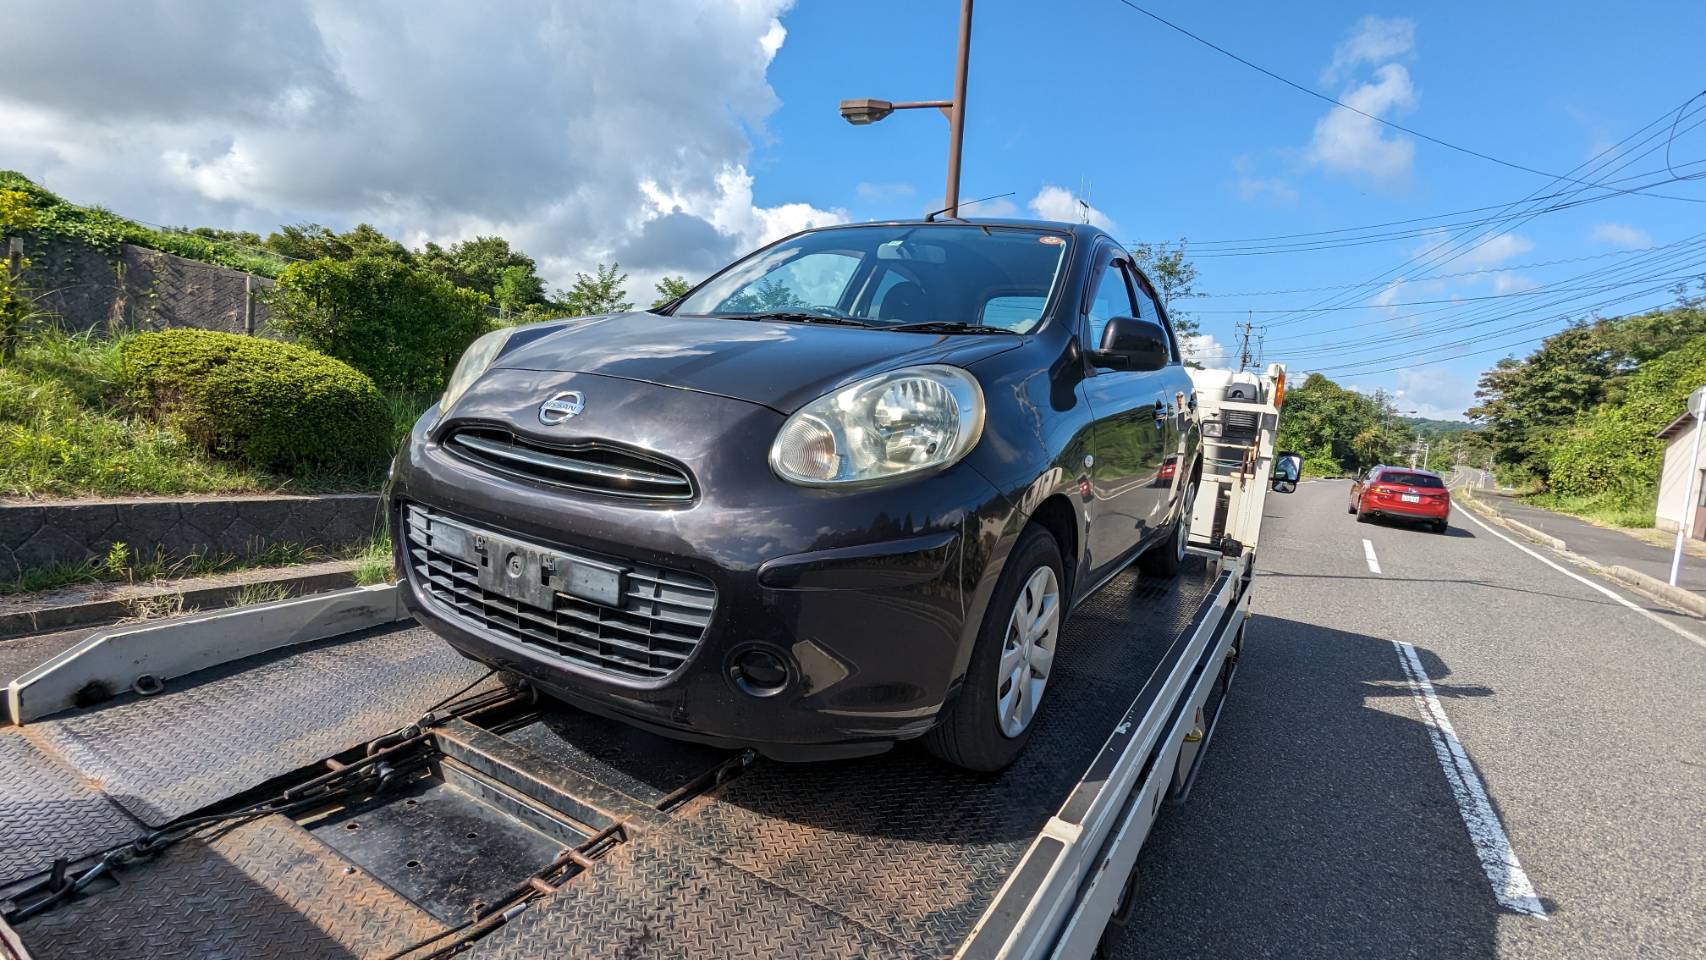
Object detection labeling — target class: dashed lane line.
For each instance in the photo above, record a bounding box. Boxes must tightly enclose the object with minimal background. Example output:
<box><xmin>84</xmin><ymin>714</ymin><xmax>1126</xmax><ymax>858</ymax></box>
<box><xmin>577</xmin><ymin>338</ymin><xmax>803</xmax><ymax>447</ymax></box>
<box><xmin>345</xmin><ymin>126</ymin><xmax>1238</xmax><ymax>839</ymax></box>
<box><xmin>1362</xmin><ymin>538</ymin><xmax>1382</xmax><ymax>575</ymax></box>
<box><xmin>1392</xmin><ymin>640</ymin><xmax>1547</xmax><ymax>917</ymax></box>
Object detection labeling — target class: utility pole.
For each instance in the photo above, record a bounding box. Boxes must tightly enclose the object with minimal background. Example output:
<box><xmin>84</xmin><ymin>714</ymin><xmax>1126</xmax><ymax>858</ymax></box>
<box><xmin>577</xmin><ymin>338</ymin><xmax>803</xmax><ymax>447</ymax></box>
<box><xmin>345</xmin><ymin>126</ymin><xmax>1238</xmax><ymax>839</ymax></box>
<box><xmin>1670</xmin><ymin>386</ymin><xmax>1705</xmax><ymax>586</ymax></box>
<box><xmin>942</xmin><ymin>0</ymin><xmax>973</xmax><ymax>218</ymax></box>
<box><xmin>1236</xmin><ymin>313</ymin><xmax>1253</xmax><ymax>370</ymax></box>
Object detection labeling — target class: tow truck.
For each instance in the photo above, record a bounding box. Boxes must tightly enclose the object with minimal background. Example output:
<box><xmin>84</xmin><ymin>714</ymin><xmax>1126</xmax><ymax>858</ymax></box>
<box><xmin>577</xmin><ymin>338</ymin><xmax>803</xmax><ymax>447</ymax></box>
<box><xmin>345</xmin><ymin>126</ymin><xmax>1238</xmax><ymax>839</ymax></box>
<box><xmin>0</xmin><ymin>364</ymin><xmax>1292</xmax><ymax>960</ymax></box>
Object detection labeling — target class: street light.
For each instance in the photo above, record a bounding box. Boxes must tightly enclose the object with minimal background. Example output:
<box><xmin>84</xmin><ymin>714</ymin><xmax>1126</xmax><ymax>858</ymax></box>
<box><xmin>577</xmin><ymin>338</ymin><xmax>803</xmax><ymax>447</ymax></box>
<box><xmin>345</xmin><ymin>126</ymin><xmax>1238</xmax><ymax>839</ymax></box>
<box><xmin>838</xmin><ymin>0</ymin><xmax>974</xmax><ymax>217</ymax></box>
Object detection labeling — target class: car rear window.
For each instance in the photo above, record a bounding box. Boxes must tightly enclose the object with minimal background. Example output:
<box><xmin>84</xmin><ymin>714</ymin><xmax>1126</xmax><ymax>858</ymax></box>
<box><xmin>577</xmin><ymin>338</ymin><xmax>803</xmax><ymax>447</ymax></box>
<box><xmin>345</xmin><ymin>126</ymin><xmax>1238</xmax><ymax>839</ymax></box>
<box><xmin>1378</xmin><ymin>471</ymin><xmax>1444</xmax><ymax>488</ymax></box>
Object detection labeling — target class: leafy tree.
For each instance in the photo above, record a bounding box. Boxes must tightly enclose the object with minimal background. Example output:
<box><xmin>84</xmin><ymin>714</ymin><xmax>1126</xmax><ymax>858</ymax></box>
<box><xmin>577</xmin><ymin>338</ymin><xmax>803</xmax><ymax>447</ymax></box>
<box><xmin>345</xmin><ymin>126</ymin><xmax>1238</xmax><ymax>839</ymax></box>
<box><xmin>652</xmin><ymin>276</ymin><xmax>692</xmax><ymax>309</ymax></box>
<box><xmin>264</xmin><ymin>222</ymin><xmax>411</xmax><ymax>264</ymax></box>
<box><xmin>1275</xmin><ymin>373</ymin><xmax>1407</xmax><ymax>475</ymax></box>
<box><xmin>1130</xmin><ymin>239</ymin><xmax>1200</xmax><ymax>341</ymax></box>
<box><xmin>559</xmin><ymin>263</ymin><xmax>632</xmax><ymax>316</ymax></box>
<box><xmin>419</xmin><ymin>236</ymin><xmax>544</xmax><ymax>304</ymax></box>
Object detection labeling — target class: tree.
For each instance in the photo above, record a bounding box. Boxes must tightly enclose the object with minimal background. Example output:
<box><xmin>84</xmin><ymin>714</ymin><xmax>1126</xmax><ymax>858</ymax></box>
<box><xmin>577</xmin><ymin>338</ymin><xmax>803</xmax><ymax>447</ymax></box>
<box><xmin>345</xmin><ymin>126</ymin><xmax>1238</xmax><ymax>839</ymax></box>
<box><xmin>1275</xmin><ymin>373</ymin><xmax>1407</xmax><ymax>476</ymax></box>
<box><xmin>1130</xmin><ymin>239</ymin><xmax>1200</xmax><ymax>341</ymax></box>
<box><xmin>652</xmin><ymin>276</ymin><xmax>692</xmax><ymax>309</ymax></box>
<box><xmin>419</xmin><ymin>236</ymin><xmax>545</xmax><ymax>305</ymax></box>
<box><xmin>1467</xmin><ymin>322</ymin><xmax>1614</xmax><ymax>480</ymax></box>
<box><xmin>264</xmin><ymin>222</ymin><xmax>410</xmax><ymax>264</ymax></box>
<box><xmin>559</xmin><ymin>263</ymin><xmax>632</xmax><ymax>316</ymax></box>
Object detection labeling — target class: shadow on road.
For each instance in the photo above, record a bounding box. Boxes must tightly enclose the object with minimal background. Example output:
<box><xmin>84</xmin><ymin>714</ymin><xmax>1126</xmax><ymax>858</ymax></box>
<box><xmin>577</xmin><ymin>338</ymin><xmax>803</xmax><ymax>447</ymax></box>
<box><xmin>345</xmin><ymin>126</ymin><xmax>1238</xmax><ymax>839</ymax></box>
<box><xmin>1112</xmin><ymin>614</ymin><xmax>1526</xmax><ymax>960</ymax></box>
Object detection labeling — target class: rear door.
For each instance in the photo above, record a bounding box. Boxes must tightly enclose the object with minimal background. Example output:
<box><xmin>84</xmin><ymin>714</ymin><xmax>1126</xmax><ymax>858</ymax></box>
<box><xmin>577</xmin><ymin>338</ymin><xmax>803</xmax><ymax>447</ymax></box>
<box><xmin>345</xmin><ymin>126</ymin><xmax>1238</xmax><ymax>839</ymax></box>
<box><xmin>1081</xmin><ymin>250</ymin><xmax>1169</xmax><ymax>585</ymax></box>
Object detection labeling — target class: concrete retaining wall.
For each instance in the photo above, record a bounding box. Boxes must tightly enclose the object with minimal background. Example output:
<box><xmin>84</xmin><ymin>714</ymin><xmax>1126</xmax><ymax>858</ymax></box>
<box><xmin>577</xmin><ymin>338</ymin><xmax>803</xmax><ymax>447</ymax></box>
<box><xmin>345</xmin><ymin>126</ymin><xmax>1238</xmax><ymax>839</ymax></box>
<box><xmin>9</xmin><ymin>232</ymin><xmax>274</xmax><ymax>337</ymax></box>
<box><xmin>0</xmin><ymin>494</ymin><xmax>381</xmax><ymax>581</ymax></box>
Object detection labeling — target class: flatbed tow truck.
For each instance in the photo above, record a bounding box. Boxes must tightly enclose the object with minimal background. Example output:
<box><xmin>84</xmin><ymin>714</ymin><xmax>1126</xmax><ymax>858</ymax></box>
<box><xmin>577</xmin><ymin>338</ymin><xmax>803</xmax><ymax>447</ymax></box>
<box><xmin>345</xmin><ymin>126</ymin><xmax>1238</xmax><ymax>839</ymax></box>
<box><xmin>0</xmin><ymin>365</ymin><xmax>1290</xmax><ymax>960</ymax></box>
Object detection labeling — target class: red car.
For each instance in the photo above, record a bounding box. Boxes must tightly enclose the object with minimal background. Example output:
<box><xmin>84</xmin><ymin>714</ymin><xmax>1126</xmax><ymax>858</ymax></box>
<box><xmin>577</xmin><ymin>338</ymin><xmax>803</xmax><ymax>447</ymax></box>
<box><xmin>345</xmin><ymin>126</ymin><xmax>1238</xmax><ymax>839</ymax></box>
<box><xmin>1349</xmin><ymin>465</ymin><xmax>1451</xmax><ymax>533</ymax></box>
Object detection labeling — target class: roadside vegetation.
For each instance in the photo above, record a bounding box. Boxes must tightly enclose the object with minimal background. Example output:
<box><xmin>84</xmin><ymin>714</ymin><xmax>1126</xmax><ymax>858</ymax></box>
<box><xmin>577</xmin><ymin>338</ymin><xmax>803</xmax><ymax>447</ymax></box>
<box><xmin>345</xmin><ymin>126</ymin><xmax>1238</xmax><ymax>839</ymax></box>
<box><xmin>1470</xmin><ymin>293</ymin><xmax>1706</xmax><ymax>528</ymax></box>
<box><xmin>0</xmin><ymin>538</ymin><xmax>325</xmax><ymax>597</ymax></box>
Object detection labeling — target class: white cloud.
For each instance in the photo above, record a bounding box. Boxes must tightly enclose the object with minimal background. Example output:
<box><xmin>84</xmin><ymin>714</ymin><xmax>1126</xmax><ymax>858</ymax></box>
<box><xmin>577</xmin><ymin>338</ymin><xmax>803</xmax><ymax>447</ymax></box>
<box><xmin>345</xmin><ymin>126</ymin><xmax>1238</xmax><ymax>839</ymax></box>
<box><xmin>1455</xmin><ymin>232</ymin><xmax>1534</xmax><ymax>269</ymax></box>
<box><xmin>1181</xmin><ymin>333</ymin><xmax>1231</xmax><ymax>369</ymax></box>
<box><xmin>1028</xmin><ymin>185</ymin><xmax>1116</xmax><ymax>231</ymax></box>
<box><xmin>1307</xmin><ymin>63</ymin><xmax>1417</xmax><ymax>182</ymax></box>
<box><xmin>963</xmin><ymin>196</ymin><xmax>1018</xmax><ymax>217</ymax></box>
<box><xmin>0</xmin><ymin>0</ymin><xmax>835</xmax><ymax>288</ymax></box>
<box><xmin>1391</xmin><ymin>368</ymin><xmax>1474</xmax><ymax>422</ymax></box>
<box><xmin>1592</xmin><ymin>222</ymin><xmax>1653</xmax><ymax>248</ymax></box>
<box><xmin>1322</xmin><ymin>16</ymin><xmax>1415</xmax><ymax>84</ymax></box>
<box><xmin>1231</xmin><ymin>156</ymin><xmax>1298</xmax><ymax>204</ymax></box>
<box><xmin>1371</xmin><ymin>279</ymin><xmax>1407</xmax><ymax>316</ymax></box>
<box><xmin>1492</xmin><ymin>273</ymin><xmax>1538</xmax><ymax>294</ymax></box>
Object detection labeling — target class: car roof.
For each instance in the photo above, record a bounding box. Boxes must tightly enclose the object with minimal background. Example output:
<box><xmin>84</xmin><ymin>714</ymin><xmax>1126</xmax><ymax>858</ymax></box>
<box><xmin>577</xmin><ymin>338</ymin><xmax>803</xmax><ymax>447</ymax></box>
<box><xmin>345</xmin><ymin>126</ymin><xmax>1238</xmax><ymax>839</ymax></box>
<box><xmin>799</xmin><ymin>217</ymin><xmax>1103</xmax><ymax>241</ymax></box>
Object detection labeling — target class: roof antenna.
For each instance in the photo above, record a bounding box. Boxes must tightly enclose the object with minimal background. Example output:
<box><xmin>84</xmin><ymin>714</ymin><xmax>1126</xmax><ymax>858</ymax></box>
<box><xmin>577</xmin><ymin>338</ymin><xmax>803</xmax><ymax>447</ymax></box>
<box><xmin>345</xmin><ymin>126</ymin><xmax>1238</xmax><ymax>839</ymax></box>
<box><xmin>925</xmin><ymin>191</ymin><xmax>1015</xmax><ymax>222</ymax></box>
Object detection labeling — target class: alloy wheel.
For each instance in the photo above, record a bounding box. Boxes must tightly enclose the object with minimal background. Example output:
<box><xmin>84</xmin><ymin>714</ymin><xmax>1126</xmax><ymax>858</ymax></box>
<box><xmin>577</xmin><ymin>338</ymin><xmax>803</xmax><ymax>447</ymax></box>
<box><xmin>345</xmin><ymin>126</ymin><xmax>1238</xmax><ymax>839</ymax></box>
<box><xmin>996</xmin><ymin>565</ymin><xmax>1061</xmax><ymax>738</ymax></box>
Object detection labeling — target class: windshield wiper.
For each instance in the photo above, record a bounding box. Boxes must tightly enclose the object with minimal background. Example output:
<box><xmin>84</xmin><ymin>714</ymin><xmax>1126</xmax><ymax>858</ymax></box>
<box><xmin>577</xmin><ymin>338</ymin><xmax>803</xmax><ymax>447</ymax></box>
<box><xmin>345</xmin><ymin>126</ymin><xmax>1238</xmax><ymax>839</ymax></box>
<box><xmin>883</xmin><ymin>321</ymin><xmax>1018</xmax><ymax>335</ymax></box>
<box><xmin>736</xmin><ymin>311</ymin><xmax>873</xmax><ymax>328</ymax></box>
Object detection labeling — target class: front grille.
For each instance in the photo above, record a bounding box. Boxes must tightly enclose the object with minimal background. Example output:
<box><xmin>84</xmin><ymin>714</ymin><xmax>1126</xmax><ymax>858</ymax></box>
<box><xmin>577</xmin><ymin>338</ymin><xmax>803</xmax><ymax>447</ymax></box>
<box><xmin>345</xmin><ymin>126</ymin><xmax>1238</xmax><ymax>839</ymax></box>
<box><xmin>445</xmin><ymin>427</ymin><xmax>694</xmax><ymax>501</ymax></box>
<box><xmin>403</xmin><ymin>505</ymin><xmax>716</xmax><ymax>681</ymax></box>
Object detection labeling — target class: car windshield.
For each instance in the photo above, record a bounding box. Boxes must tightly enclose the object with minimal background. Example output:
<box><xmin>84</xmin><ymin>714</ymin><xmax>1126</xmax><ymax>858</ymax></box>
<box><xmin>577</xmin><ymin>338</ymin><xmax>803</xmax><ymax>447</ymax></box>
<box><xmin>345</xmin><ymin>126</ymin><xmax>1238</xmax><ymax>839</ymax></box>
<box><xmin>669</xmin><ymin>224</ymin><xmax>1069</xmax><ymax>333</ymax></box>
<box><xmin>1379</xmin><ymin>471</ymin><xmax>1445</xmax><ymax>488</ymax></box>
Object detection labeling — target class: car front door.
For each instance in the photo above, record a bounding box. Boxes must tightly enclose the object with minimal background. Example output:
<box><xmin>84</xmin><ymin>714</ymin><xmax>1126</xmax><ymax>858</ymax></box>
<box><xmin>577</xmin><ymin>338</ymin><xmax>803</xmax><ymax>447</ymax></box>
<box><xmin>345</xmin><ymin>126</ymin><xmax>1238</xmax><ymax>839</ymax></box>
<box><xmin>1080</xmin><ymin>251</ymin><xmax>1169</xmax><ymax>585</ymax></box>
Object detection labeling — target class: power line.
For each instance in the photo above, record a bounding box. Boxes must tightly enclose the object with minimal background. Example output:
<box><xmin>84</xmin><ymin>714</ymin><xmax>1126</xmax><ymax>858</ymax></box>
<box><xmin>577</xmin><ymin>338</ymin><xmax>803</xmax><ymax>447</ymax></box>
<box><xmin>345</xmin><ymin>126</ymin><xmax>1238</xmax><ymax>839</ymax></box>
<box><xmin>1193</xmin><ymin>277</ymin><xmax>1703</xmax><ymax>315</ymax></box>
<box><xmin>1109</xmin><ymin>0</ymin><xmax>1706</xmax><ymax>199</ymax></box>
<box><xmin>1192</xmin><ymin>245</ymin><xmax>1679</xmax><ymax>297</ymax></box>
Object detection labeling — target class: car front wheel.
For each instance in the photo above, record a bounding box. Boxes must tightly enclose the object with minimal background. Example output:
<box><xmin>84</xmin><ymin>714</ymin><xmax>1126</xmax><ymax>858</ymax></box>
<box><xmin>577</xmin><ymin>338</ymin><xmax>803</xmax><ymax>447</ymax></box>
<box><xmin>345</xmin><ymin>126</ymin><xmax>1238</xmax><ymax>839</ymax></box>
<box><xmin>922</xmin><ymin>524</ymin><xmax>1064</xmax><ymax>772</ymax></box>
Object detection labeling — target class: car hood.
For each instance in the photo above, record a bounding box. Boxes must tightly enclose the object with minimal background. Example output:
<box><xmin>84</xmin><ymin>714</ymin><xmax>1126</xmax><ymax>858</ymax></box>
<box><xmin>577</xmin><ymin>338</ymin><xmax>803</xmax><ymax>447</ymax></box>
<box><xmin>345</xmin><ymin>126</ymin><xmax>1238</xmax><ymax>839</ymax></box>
<box><xmin>492</xmin><ymin>311</ymin><xmax>1023</xmax><ymax>413</ymax></box>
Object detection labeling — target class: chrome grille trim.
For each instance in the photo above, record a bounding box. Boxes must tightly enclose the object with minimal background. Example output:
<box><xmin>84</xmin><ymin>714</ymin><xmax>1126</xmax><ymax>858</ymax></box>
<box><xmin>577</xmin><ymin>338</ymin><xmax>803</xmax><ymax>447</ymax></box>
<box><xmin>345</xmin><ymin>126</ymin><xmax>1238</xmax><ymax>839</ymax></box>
<box><xmin>445</xmin><ymin>428</ymin><xmax>694</xmax><ymax>501</ymax></box>
<box><xmin>403</xmin><ymin>504</ymin><xmax>715</xmax><ymax>681</ymax></box>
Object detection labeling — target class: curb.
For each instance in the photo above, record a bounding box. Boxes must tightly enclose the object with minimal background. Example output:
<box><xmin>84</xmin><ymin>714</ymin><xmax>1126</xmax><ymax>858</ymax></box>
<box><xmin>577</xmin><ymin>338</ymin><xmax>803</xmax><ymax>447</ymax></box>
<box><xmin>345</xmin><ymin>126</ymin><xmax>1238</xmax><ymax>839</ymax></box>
<box><xmin>4</xmin><ymin>583</ymin><xmax>405</xmax><ymax>725</ymax></box>
<box><xmin>1456</xmin><ymin>487</ymin><xmax>1569</xmax><ymax>552</ymax></box>
<box><xmin>0</xmin><ymin>562</ymin><xmax>359</xmax><ymax>641</ymax></box>
<box><xmin>1600</xmin><ymin>565</ymin><xmax>1706</xmax><ymax>619</ymax></box>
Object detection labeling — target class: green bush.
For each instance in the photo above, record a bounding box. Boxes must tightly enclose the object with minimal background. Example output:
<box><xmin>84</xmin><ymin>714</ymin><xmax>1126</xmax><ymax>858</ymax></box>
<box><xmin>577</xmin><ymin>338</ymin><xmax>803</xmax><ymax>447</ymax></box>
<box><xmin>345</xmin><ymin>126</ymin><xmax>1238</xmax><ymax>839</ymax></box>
<box><xmin>122</xmin><ymin>329</ymin><xmax>391</xmax><ymax>477</ymax></box>
<box><xmin>268</xmin><ymin>255</ymin><xmax>491</xmax><ymax>391</ymax></box>
<box><xmin>1546</xmin><ymin>334</ymin><xmax>1706</xmax><ymax>508</ymax></box>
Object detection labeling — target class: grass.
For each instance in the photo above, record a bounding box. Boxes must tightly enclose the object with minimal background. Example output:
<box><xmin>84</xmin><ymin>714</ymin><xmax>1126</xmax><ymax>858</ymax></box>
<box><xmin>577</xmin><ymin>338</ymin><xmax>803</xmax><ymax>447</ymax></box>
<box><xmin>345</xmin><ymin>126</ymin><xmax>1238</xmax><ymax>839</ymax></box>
<box><xmin>352</xmin><ymin>535</ymin><xmax>396</xmax><ymax>586</ymax></box>
<box><xmin>0</xmin><ymin>538</ymin><xmax>344</xmax><ymax>597</ymax></box>
<box><xmin>1524</xmin><ymin>490</ymin><xmax>1656</xmax><ymax>529</ymax></box>
<box><xmin>233</xmin><ymin>582</ymin><xmax>292</xmax><ymax>607</ymax></box>
<box><xmin>0</xmin><ymin>331</ymin><xmax>421</xmax><ymax>498</ymax></box>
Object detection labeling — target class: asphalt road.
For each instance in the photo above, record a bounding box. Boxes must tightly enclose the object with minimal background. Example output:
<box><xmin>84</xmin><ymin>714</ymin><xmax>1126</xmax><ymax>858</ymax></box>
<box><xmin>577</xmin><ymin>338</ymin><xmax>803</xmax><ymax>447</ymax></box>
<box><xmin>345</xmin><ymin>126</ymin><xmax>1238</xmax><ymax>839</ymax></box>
<box><xmin>1115</xmin><ymin>478</ymin><xmax>1706</xmax><ymax>959</ymax></box>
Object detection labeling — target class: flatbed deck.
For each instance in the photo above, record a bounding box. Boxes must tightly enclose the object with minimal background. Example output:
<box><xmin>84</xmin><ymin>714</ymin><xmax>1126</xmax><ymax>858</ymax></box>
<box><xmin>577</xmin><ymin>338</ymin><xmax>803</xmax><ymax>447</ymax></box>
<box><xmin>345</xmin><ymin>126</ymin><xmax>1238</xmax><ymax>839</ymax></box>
<box><xmin>1</xmin><ymin>552</ymin><xmax>1237</xmax><ymax>960</ymax></box>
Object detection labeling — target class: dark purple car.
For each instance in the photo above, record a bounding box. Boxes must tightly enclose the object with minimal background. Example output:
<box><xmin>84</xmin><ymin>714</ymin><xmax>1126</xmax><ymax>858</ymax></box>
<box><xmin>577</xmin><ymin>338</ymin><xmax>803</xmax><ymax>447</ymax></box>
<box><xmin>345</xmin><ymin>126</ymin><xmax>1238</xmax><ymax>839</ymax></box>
<box><xmin>390</xmin><ymin>219</ymin><xmax>1200</xmax><ymax>770</ymax></box>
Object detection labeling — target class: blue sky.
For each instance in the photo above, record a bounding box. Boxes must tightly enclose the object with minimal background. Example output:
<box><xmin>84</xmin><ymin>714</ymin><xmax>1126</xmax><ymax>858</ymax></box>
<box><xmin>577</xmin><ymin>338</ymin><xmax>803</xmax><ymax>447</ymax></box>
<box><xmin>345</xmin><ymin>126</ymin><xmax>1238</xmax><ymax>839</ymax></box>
<box><xmin>756</xmin><ymin>1</ymin><xmax>1706</xmax><ymax>418</ymax></box>
<box><xmin>4</xmin><ymin>1</ymin><xmax>1704</xmax><ymax>420</ymax></box>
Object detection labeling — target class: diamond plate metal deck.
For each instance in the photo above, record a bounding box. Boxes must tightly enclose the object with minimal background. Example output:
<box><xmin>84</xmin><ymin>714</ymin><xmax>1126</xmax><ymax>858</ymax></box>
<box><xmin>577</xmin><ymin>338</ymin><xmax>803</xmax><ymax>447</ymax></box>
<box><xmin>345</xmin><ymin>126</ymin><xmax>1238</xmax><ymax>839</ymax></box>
<box><xmin>468</xmin><ymin>828</ymin><xmax>930</xmax><ymax>960</ymax></box>
<box><xmin>16</xmin><ymin>815</ymin><xmax>445</xmax><ymax>960</ymax></box>
<box><xmin>29</xmin><ymin>624</ymin><xmax>487</xmax><ymax>824</ymax></box>
<box><xmin>0</xmin><ymin>729</ymin><xmax>141</xmax><ymax>885</ymax></box>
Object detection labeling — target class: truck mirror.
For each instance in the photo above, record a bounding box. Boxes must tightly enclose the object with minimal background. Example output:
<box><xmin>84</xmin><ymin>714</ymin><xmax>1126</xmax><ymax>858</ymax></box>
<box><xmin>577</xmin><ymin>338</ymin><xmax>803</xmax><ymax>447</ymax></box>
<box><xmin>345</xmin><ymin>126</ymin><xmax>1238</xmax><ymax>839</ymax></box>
<box><xmin>1272</xmin><ymin>452</ymin><xmax>1303</xmax><ymax>493</ymax></box>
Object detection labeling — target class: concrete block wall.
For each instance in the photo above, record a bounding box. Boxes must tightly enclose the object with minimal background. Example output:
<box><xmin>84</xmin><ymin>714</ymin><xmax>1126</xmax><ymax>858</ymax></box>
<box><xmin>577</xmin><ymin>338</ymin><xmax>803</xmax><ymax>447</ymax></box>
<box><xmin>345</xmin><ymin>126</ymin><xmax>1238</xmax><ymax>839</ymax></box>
<box><xmin>0</xmin><ymin>494</ymin><xmax>382</xmax><ymax>582</ymax></box>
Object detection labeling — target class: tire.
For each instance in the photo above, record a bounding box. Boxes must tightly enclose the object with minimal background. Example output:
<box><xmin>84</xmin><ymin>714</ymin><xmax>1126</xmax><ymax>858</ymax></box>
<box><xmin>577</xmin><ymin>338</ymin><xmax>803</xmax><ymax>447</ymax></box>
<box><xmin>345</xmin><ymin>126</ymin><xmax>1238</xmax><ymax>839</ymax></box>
<box><xmin>1138</xmin><ymin>478</ymin><xmax>1198</xmax><ymax>578</ymax></box>
<box><xmin>922</xmin><ymin>525</ymin><xmax>1065</xmax><ymax>772</ymax></box>
<box><xmin>1433</xmin><ymin>520</ymin><xmax>1449</xmax><ymax>534</ymax></box>
<box><xmin>1355</xmin><ymin>508</ymin><xmax>1371</xmax><ymax>524</ymax></box>
<box><xmin>1347</xmin><ymin>499</ymin><xmax>1358</xmax><ymax>514</ymax></box>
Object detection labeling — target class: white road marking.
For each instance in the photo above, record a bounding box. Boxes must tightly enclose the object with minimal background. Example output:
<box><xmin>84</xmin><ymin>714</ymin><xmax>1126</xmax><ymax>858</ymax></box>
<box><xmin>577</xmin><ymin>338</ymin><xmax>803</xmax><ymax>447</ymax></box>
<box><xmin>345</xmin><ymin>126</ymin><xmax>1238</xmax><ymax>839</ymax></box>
<box><xmin>1453</xmin><ymin>505</ymin><xmax>1706</xmax><ymax>651</ymax></box>
<box><xmin>1362</xmin><ymin>538</ymin><xmax>1381</xmax><ymax>575</ymax></box>
<box><xmin>1392</xmin><ymin>640</ymin><xmax>1548</xmax><ymax>918</ymax></box>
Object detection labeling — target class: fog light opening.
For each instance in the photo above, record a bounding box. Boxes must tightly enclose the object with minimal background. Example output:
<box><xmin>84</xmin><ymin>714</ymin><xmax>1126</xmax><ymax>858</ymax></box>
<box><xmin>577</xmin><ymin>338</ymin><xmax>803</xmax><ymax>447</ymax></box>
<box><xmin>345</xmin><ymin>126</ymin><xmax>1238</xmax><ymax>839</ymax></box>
<box><xmin>730</xmin><ymin>647</ymin><xmax>791</xmax><ymax>697</ymax></box>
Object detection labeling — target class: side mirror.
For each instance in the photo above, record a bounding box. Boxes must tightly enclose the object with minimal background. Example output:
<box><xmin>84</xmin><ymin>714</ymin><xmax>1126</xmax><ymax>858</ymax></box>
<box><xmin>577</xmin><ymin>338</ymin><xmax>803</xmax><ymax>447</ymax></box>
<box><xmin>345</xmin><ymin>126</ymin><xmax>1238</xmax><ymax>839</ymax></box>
<box><xmin>1089</xmin><ymin>315</ymin><xmax>1169</xmax><ymax>372</ymax></box>
<box><xmin>1271</xmin><ymin>451</ymin><xmax>1303</xmax><ymax>494</ymax></box>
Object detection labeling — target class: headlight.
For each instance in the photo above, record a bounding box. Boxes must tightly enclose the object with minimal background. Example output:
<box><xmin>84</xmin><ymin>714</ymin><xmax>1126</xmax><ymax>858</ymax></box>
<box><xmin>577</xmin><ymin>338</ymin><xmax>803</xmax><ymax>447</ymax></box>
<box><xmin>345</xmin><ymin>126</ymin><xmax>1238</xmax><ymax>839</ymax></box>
<box><xmin>439</xmin><ymin>328</ymin><xmax>515</xmax><ymax>414</ymax></box>
<box><xmin>1201</xmin><ymin>419</ymin><xmax>1224</xmax><ymax>438</ymax></box>
<box><xmin>770</xmin><ymin>365</ymin><xmax>985</xmax><ymax>485</ymax></box>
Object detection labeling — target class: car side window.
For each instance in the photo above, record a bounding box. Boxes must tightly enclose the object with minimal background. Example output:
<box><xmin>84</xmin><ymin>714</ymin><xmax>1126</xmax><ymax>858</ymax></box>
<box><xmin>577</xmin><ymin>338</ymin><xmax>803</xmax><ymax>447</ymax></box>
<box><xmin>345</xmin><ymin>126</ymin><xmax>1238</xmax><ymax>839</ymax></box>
<box><xmin>1085</xmin><ymin>258</ymin><xmax>1137</xmax><ymax>353</ymax></box>
<box><xmin>1131</xmin><ymin>276</ymin><xmax>1180</xmax><ymax>363</ymax></box>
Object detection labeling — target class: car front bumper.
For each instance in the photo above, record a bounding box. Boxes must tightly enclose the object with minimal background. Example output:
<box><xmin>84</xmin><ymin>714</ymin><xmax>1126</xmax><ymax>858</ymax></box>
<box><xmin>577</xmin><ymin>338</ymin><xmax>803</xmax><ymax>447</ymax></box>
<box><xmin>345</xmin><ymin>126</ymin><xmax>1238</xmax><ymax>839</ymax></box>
<box><xmin>389</xmin><ymin>375</ymin><xmax>1020</xmax><ymax>760</ymax></box>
